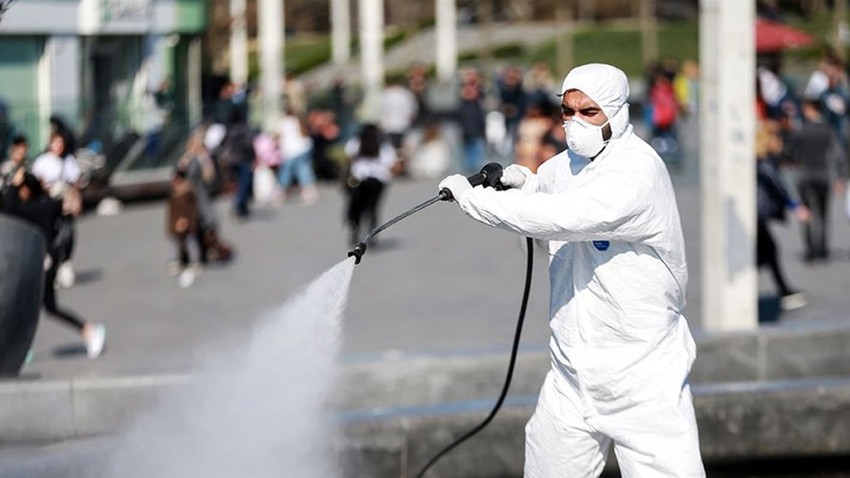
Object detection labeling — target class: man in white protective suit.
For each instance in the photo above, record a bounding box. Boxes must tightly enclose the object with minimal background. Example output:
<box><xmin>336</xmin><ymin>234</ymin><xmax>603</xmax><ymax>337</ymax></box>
<box><xmin>438</xmin><ymin>63</ymin><xmax>705</xmax><ymax>477</ymax></box>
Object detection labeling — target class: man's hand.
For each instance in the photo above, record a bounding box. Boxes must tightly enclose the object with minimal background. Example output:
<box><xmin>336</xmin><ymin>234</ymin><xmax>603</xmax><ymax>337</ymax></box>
<box><xmin>11</xmin><ymin>167</ymin><xmax>24</xmax><ymax>187</ymax></box>
<box><xmin>834</xmin><ymin>179</ymin><xmax>847</xmax><ymax>196</ymax></box>
<box><xmin>175</xmin><ymin>217</ymin><xmax>189</xmax><ymax>233</ymax></box>
<box><xmin>795</xmin><ymin>205</ymin><xmax>811</xmax><ymax>223</ymax></box>
<box><xmin>500</xmin><ymin>164</ymin><xmax>533</xmax><ymax>189</ymax></box>
<box><xmin>438</xmin><ymin>174</ymin><xmax>472</xmax><ymax>202</ymax></box>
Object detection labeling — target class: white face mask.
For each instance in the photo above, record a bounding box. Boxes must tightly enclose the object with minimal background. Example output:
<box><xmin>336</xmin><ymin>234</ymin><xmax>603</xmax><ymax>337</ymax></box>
<box><xmin>564</xmin><ymin>116</ymin><xmax>609</xmax><ymax>158</ymax></box>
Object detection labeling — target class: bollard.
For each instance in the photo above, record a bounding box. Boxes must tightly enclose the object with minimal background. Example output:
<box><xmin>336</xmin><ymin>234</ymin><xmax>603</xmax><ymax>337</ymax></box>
<box><xmin>0</xmin><ymin>215</ymin><xmax>45</xmax><ymax>376</ymax></box>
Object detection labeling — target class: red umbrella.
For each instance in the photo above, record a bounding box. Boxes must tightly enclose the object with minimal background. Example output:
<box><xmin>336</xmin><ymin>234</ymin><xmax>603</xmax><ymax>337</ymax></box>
<box><xmin>756</xmin><ymin>18</ymin><xmax>816</xmax><ymax>53</ymax></box>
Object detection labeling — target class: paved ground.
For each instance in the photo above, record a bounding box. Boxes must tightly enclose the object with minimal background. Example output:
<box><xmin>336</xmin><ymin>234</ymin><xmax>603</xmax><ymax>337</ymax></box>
<box><xmin>13</xmin><ymin>120</ymin><xmax>850</xmax><ymax>381</ymax></box>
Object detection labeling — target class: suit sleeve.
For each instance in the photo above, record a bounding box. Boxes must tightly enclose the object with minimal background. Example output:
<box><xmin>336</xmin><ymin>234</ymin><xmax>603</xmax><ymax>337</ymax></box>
<box><xmin>457</xmin><ymin>162</ymin><xmax>658</xmax><ymax>243</ymax></box>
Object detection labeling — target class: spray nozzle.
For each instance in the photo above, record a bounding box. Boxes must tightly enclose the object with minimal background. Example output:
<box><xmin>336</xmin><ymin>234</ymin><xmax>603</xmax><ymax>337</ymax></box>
<box><xmin>348</xmin><ymin>242</ymin><xmax>367</xmax><ymax>265</ymax></box>
<box><xmin>439</xmin><ymin>162</ymin><xmax>505</xmax><ymax>201</ymax></box>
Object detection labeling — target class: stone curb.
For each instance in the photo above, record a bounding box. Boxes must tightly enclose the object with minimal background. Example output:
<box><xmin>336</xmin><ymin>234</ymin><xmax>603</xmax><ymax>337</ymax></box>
<box><xmin>1</xmin><ymin>320</ymin><xmax>850</xmax><ymax>450</ymax></box>
<box><xmin>340</xmin><ymin>378</ymin><xmax>850</xmax><ymax>478</ymax></box>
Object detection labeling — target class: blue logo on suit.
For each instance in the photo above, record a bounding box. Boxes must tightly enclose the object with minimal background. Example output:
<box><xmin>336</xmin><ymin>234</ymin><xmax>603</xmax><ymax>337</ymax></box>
<box><xmin>592</xmin><ymin>240</ymin><xmax>610</xmax><ymax>251</ymax></box>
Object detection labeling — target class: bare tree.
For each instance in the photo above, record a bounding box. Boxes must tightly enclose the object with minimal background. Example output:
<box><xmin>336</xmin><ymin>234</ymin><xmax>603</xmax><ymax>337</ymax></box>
<box><xmin>0</xmin><ymin>0</ymin><xmax>18</xmax><ymax>25</ymax></box>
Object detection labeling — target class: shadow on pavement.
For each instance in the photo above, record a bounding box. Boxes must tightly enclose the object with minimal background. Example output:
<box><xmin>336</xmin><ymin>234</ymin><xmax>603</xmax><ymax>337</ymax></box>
<box><xmin>73</xmin><ymin>268</ymin><xmax>103</xmax><ymax>286</ymax></box>
<box><xmin>51</xmin><ymin>344</ymin><xmax>87</xmax><ymax>359</ymax></box>
<box><xmin>759</xmin><ymin>295</ymin><xmax>781</xmax><ymax>324</ymax></box>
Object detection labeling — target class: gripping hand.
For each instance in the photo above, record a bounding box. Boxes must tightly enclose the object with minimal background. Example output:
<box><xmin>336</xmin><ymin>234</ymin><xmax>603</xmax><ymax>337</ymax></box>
<box><xmin>438</xmin><ymin>174</ymin><xmax>472</xmax><ymax>202</ymax></box>
<box><xmin>499</xmin><ymin>164</ymin><xmax>534</xmax><ymax>189</ymax></box>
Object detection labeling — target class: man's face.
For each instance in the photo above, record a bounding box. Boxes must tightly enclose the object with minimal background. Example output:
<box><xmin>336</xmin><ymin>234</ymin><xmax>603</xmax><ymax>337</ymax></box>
<box><xmin>49</xmin><ymin>136</ymin><xmax>65</xmax><ymax>156</ymax></box>
<box><xmin>10</xmin><ymin>143</ymin><xmax>27</xmax><ymax>163</ymax></box>
<box><xmin>560</xmin><ymin>90</ymin><xmax>608</xmax><ymax>126</ymax></box>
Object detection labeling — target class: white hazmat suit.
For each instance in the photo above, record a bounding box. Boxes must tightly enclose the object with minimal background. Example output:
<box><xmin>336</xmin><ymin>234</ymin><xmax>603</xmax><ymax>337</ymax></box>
<box><xmin>440</xmin><ymin>64</ymin><xmax>705</xmax><ymax>477</ymax></box>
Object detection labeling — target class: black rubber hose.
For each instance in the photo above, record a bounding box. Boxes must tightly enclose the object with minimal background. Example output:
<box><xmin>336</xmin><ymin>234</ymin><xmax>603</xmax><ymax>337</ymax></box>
<box><xmin>414</xmin><ymin>236</ymin><xmax>534</xmax><ymax>478</ymax></box>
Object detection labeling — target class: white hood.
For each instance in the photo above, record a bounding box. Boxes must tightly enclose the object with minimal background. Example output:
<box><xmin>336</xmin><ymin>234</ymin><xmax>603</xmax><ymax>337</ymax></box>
<box><xmin>560</xmin><ymin>63</ymin><xmax>631</xmax><ymax>139</ymax></box>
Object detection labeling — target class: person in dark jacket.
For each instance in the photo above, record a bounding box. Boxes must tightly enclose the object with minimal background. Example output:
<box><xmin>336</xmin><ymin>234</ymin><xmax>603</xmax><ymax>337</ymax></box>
<box><xmin>457</xmin><ymin>71</ymin><xmax>487</xmax><ymax>173</ymax></box>
<box><xmin>1</xmin><ymin>170</ymin><xmax>105</xmax><ymax>358</ymax></box>
<box><xmin>756</xmin><ymin>121</ymin><xmax>809</xmax><ymax>311</ymax></box>
<box><xmin>168</xmin><ymin>169</ymin><xmax>199</xmax><ymax>264</ymax></box>
<box><xmin>785</xmin><ymin>100</ymin><xmax>847</xmax><ymax>262</ymax></box>
<box><xmin>220</xmin><ymin>121</ymin><xmax>255</xmax><ymax>219</ymax></box>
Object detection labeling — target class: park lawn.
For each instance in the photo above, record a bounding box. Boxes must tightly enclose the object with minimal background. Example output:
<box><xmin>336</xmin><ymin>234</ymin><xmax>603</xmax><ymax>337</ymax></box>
<box><xmin>526</xmin><ymin>21</ymin><xmax>700</xmax><ymax>77</ymax></box>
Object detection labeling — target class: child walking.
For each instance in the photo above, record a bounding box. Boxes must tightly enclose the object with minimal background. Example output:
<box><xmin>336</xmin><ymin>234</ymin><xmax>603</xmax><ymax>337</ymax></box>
<box><xmin>167</xmin><ymin>169</ymin><xmax>201</xmax><ymax>287</ymax></box>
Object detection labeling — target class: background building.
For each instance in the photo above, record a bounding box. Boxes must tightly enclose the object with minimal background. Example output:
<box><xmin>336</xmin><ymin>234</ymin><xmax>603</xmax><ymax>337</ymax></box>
<box><xmin>0</xmin><ymin>0</ymin><xmax>205</xmax><ymax>165</ymax></box>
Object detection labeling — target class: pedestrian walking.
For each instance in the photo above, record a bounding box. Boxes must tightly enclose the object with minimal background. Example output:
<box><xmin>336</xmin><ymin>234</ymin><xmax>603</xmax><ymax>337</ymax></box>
<box><xmin>31</xmin><ymin>132</ymin><xmax>82</xmax><ymax>288</ymax></box>
<box><xmin>456</xmin><ymin>71</ymin><xmax>487</xmax><ymax>173</ymax></box>
<box><xmin>343</xmin><ymin>124</ymin><xmax>397</xmax><ymax>246</ymax></box>
<box><xmin>1</xmin><ymin>170</ymin><xmax>105</xmax><ymax>358</ymax></box>
<box><xmin>278</xmin><ymin>109</ymin><xmax>318</xmax><ymax>204</ymax></box>
<box><xmin>785</xmin><ymin>99</ymin><xmax>847</xmax><ymax>262</ymax></box>
<box><xmin>177</xmin><ymin>129</ymin><xmax>232</xmax><ymax>264</ymax></box>
<box><xmin>756</xmin><ymin>121</ymin><xmax>809</xmax><ymax>311</ymax></box>
<box><xmin>167</xmin><ymin>169</ymin><xmax>201</xmax><ymax>287</ymax></box>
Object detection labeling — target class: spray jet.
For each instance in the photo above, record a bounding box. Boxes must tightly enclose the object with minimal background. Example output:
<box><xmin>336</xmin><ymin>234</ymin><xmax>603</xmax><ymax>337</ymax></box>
<box><xmin>345</xmin><ymin>162</ymin><xmax>534</xmax><ymax>477</ymax></box>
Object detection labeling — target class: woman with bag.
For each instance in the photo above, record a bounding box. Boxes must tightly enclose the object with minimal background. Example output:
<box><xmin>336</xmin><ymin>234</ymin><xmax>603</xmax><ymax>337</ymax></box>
<box><xmin>756</xmin><ymin>121</ymin><xmax>809</xmax><ymax>311</ymax></box>
<box><xmin>177</xmin><ymin>129</ymin><xmax>233</xmax><ymax>264</ymax></box>
<box><xmin>32</xmin><ymin>132</ymin><xmax>82</xmax><ymax>288</ymax></box>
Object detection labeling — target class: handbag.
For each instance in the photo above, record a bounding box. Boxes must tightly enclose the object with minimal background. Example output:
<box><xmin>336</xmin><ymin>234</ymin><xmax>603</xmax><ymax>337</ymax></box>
<box><xmin>61</xmin><ymin>185</ymin><xmax>82</xmax><ymax>216</ymax></box>
<box><xmin>51</xmin><ymin>216</ymin><xmax>74</xmax><ymax>260</ymax></box>
<box><xmin>252</xmin><ymin>165</ymin><xmax>277</xmax><ymax>204</ymax></box>
<box><xmin>53</xmin><ymin>157</ymin><xmax>82</xmax><ymax>216</ymax></box>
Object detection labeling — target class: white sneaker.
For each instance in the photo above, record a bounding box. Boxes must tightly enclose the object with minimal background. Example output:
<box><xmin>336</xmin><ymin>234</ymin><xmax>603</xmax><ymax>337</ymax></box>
<box><xmin>84</xmin><ymin>324</ymin><xmax>106</xmax><ymax>359</ymax></box>
<box><xmin>178</xmin><ymin>269</ymin><xmax>195</xmax><ymax>288</ymax></box>
<box><xmin>95</xmin><ymin>196</ymin><xmax>123</xmax><ymax>216</ymax></box>
<box><xmin>781</xmin><ymin>292</ymin><xmax>807</xmax><ymax>311</ymax></box>
<box><xmin>56</xmin><ymin>262</ymin><xmax>76</xmax><ymax>288</ymax></box>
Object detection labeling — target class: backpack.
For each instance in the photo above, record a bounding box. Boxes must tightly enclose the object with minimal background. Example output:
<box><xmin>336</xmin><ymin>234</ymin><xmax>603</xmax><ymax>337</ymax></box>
<box><xmin>652</xmin><ymin>86</ymin><xmax>679</xmax><ymax>130</ymax></box>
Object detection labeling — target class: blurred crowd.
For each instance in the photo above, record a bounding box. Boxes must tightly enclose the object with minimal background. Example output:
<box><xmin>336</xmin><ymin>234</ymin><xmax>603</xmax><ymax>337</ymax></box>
<box><xmin>6</xmin><ymin>46</ymin><xmax>850</xmax><ymax>354</ymax></box>
<box><xmin>754</xmin><ymin>47</ymin><xmax>850</xmax><ymax>311</ymax></box>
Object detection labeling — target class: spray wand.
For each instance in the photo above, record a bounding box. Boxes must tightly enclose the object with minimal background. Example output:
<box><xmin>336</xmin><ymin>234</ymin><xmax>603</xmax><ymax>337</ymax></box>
<box><xmin>347</xmin><ymin>162</ymin><xmax>505</xmax><ymax>264</ymax></box>
<box><xmin>346</xmin><ymin>163</ymin><xmax>534</xmax><ymax>477</ymax></box>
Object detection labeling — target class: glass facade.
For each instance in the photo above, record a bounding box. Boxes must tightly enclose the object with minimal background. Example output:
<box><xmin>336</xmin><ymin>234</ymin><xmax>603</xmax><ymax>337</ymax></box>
<box><xmin>0</xmin><ymin>36</ymin><xmax>45</xmax><ymax>159</ymax></box>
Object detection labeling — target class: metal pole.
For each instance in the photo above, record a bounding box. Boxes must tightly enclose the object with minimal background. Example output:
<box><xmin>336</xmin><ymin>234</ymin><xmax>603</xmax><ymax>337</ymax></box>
<box><xmin>479</xmin><ymin>0</ymin><xmax>493</xmax><ymax>68</ymax></box>
<box><xmin>436</xmin><ymin>0</ymin><xmax>457</xmax><ymax>83</ymax></box>
<box><xmin>358</xmin><ymin>0</ymin><xmax>383</xmax><ymax>121</ymax></box>
<box><xmin>640</xmin><ymin>0</ymin><xmax>659</xmax><ymax>66</ymax></box>
<box><xmin>699</xmin><ymin>0</ymin><xmax>757</xmax><ymax>331</ymax></box>
<box><xmin>229</xmin><ymin>0</ymin><xmax>248</xmax><ymax>86</ymax></box>
<box><xmin>258</xmin><ymin>0</ymin><xmax>284</xmax><ymax>130</ymax></box>
<box><xmin>188</xmin><ymin>37</ymin><xmax>202</xmax><ymax>126</ymax></box>
<box><xmin>331</xmin><ymin>0</ymin><xmax>351</xmax><ymax>65</ymax></box>
<box><xmin>555</xmin><ymin>0</ymin><xmax>574</xmax><ymax>75</ymax></box>
<box><xmin>833</xmin><ymin>0</ymin><xmax>849</xmax><ymax>61</ymax></box>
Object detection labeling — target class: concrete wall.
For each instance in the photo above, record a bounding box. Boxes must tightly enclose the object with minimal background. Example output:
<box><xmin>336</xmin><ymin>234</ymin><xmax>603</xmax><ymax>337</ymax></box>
<box><xmin>339</xmin><ymin>379</ymin><xmax>850</xmax><ymax>477</ymax></box>
<box><xmin>3</xmin><ymin>323</ymin><xmax>850</xmax><ymax>476</ymax></box>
